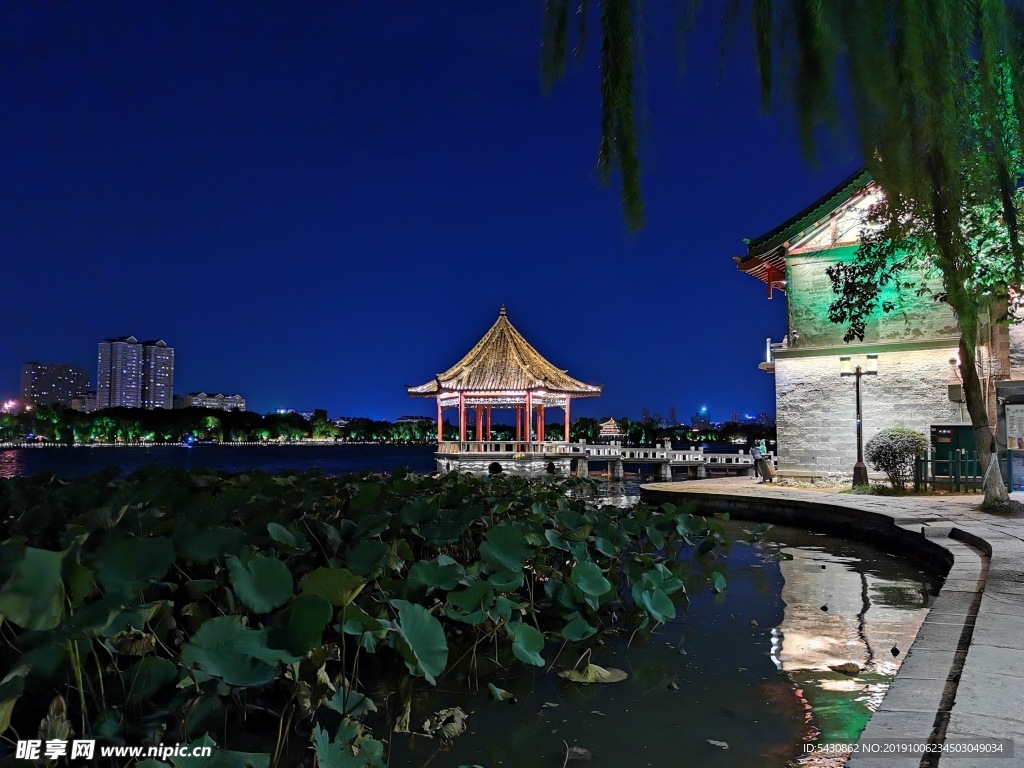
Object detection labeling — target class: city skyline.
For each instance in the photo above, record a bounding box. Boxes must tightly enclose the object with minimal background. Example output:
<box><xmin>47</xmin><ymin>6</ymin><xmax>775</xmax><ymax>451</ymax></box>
<box><xmin>2</xmin><ymin>4</ymin><xmax>862</xmax><ymax>419</ymax></box>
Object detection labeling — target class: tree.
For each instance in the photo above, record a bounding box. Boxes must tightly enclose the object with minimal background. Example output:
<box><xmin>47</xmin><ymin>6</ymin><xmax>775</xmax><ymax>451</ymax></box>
<box><xmin>865</xmin><ymin>427</ymin><xmax>929</xmax><ymax>491</ymax></box>
<box><xmin>545</xmin><ymin>1</ymin><xmax>1024</xmax><ymax>509</ymax></box>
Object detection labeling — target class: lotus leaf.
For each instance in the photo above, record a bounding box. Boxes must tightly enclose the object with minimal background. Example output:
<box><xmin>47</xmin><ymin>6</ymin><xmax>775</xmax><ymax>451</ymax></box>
<box><xmin>544</xmin><ymin>529</ymin><xmax>568</xmax><ymax>550</ymax></box>
<box><xmin>557</xmin><ymin>663</ymin><xmax>627</xmax><ymax>684</ymax></box>
<box><xmin>312</xmin><ymin>721</ymin><xmax>387</xmax><ymax>768</ymax></box>
<box><xmin>0</xmin><ymin>546</ymin><xmax>66</xmax><ymax>630</ymax></box>
<box><xmin>180</xmin><ymin>616</ymin><xmax>282</xmax><ymax>688</ymax></box>
<box><xmin>349</xmin><ymin>481</ymin><xmax>382</xmax><ymax>512</ymax></box>
<box><xmin>421</xmin><ymin>706</ymin><xmax>467</xmax><ymax>740</ymax></box>
<box><xmin>301</xmin><ymin>567</ymin><xmax>365</xmax><ymax>607</ymax></box>
<box><xmin>507</xmin><ymin>622</ymin><xmax>545</xmax><ymax>667</ymax></box>
<box><xmin>95</xmin><ymin>536</ymin><xmax>175</xmax><ymax>592</ymax></box>
<box><xmin>399</xmin><ymin>497</ymin><xmax>435</xmax><ymax>525</ymax></box>
<box><xmin>561</xmin><ymin>618</ymin><xmax>598</xmax><ymax>641</ymax></box>
<box><xmin>697</xmin><ymin>538</ymin><xmax>718</xmax><ymax>556</ymax></box>
<box><xmin>345</xmin><ymin>540</ymin><xmax>389</xmax><ymax>576</ymax></box>
<box><xmin>407</xmin><ymin>558</ymin><xmax>465</xmax><ymax>594</ymax></box>
<box><xmin>569</xmin><ymin>561</ymin><xmax>611</xmax><ymax>598</ymax></box>
<box><xmin>226</xmin><ymin>553</ymin><xmax>293</xmax><ymax>613</ymax></box>
<box><xmin>487</xmin><ymin>568</ymin><xmax>525</xmax><ymax>592</ymax></box>
<box><xmin>266</xmin><ymin>522</ymin><xmax>310</xmax><ymax>554</ymax></box>
<box><xmin>564</xmin><ymin>524</ymin><xmax>592</xmax><ymax>543</ymax></box>
<box><xmin>266</xmin><ymin>594</ymin><xmax>332</xmax><ymax>660</ymax></box>
<box><xmin>0</xmin><ymin>668</ymin><xmax>27</xmax><ymax>733</ymax></box>
<box><xmin>711</xmin><ymin>571</ymin><xmax>728</xmax><ymax>593</ymax></box>
<box><xmin>446</xmin><ymin>580</ymin><xmax>495</xmax><ymax>625</ymax></box>
<box><xmin>488</xmin><ymin>595</ymin><xmax>520</xmax><ymax>624</ymax></box>
<box><xmin>639</xmin><ymin>587</ymin><xmax>675</xmax><ymax>623</ymax></box>
<box><xmin>487</xmin><ymin>682</ymin><xmax>516</xmax><ymax>702</ymax></box>
<box><xmin>175</xmin><ymin>526</ymin><xmax>245</xmax><ymax>563</ymax></box>
<box><xmin>325</xmin><ymin>686</ymin><xmax>377</xmax><ymax>717</ymax></box>
<box><xmin>127</xmin><ymin>656</ymin><xmax>178</xmax><ymax>703</ymax></box>
<box><xmin>110</xmin><ymin>627</ymin><xmax>157</xmax><ymax>656</ymax></box>
<box><xmin>389</xmin><ymin>599</ymin><xmax>448</xmax><ymax>684</ymax></box>
<box><xmin>479</xmin><ymin>524</ymin><xmax>532</xmax><ymax>572</ymax></box>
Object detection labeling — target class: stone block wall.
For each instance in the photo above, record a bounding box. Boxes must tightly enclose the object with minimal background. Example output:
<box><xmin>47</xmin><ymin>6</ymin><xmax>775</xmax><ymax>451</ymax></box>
<box><xmin>1011</xmin><ymin>323</ymin><xmax>1024</xmax><ymax>379</ymax></box>
<box><xmin>775</xmin><ymin>346</ymin><xmax>964</xmax><ymax>478</ymax></box>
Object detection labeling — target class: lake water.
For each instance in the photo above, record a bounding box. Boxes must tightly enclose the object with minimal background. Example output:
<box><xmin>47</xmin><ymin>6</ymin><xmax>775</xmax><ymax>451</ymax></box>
<box><xmin>0</xmin><ymin>445</ymin><xmax>940</xmax><ymax>766</ymax></box>
<box><xmin>0</xmin><ymin>444</ymin><xmax>438</xmax><ymax>480</ymax></box>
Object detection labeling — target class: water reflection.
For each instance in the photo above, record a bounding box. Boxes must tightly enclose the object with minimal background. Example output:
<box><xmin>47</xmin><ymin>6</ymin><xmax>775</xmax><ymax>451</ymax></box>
<box><xmin>764</xmin><ymin>533</ymin><xmax>938</xmax><ymax>758</ymax></box>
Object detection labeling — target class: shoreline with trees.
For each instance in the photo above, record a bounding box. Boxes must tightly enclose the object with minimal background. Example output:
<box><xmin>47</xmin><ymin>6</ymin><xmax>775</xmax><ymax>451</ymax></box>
<box><xmin>0</xmin><ymin>406</ymin><xmax>775</xmax><ymax>450</ymax></box>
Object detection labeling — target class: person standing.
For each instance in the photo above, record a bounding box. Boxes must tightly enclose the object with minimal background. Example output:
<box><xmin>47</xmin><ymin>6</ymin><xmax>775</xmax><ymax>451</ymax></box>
<box><xmin>750</xmin><ymin>441</ymin><xmax>763</xmax><ymax>480</ymax></box>
<box><xmin>757</xmin><ymin>439</ymin><xmax>775</xmax><ymax>483</ymax></box>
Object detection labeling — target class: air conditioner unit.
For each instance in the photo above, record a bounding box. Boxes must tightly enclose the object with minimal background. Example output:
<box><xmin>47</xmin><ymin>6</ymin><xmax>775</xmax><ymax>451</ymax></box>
<box><xmin>948</xmin><ymin>384</ymin><xmax>963</xmax><ymax>402</ymax></box>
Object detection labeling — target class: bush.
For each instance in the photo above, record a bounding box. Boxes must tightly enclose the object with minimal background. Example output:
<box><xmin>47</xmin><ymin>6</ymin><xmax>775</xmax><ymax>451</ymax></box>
<box><xmin>865</xmin><ymin>427</ymin><xmax>929</xmax><ymax>490</ymax></box>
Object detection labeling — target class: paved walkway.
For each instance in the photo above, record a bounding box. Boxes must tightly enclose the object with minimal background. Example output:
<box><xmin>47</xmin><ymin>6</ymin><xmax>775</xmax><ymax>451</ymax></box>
<box><xmin>640</xmin><ymin>478</ymin><xmax>1024</xmax><ymax>768</ymax></box>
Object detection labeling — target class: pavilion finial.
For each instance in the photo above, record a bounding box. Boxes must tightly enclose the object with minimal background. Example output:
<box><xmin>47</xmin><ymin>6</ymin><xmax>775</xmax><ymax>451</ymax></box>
<box><xmin>499</xmin><ymin>305</ymin><xmax>507</xmax><ymax>316</ymax></box>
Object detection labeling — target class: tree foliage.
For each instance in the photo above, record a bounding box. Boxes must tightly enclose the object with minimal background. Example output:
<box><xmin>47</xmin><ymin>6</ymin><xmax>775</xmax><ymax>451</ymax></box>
<box><xmin>865</xmin><ymin>427</ymin><xmax>928</xmax><ymax>491</ymax></box>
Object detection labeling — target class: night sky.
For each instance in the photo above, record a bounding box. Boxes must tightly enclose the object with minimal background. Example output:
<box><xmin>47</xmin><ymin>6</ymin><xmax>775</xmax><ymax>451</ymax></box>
<box><xmin>2</xmin><ymin>2</ymin><xmax>861</xmax><ymax>421</ymax></box>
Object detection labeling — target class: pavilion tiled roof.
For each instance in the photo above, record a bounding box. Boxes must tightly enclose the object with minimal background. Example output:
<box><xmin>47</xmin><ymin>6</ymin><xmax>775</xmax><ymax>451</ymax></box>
<box><xmin>407</xmin><ymin>307</ymin><xmax>602</xmax><ymax>397</ymax></box>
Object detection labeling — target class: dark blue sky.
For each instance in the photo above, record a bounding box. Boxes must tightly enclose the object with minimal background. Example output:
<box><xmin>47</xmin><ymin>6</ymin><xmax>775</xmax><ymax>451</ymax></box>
<box><xmin>2</xmin><ymin>2</ymin><xmax>861</xmax><ymax>421</ymax></box>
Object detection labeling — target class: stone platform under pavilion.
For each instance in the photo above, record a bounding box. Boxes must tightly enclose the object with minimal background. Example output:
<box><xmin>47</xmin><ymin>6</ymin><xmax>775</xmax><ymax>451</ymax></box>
<box><xmin>407</xmin><ymin>306</ymin><xmax>602</xmax><ymax>476</ymax></box>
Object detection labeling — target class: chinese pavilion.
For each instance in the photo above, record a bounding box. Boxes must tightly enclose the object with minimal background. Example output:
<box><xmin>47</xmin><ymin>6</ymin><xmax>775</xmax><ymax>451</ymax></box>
<box><xmin>407</xmin><ymin>306</ymin><xmax>602</xmax><ymax>474</ymax></box>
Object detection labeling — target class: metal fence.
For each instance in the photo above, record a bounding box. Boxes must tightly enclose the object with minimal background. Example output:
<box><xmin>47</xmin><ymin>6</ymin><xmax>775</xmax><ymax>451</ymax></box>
<box><xmin>914</xmin><ymin>449</ymin><xmax>983</xmax><ymax>492</ymax></box>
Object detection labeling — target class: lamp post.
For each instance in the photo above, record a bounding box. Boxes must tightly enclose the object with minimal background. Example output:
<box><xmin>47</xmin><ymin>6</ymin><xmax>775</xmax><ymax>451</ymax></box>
<box><xmin>842</xmin><ymin>362</ymin><xmax>876</xmax><ymax>488</ymax></box>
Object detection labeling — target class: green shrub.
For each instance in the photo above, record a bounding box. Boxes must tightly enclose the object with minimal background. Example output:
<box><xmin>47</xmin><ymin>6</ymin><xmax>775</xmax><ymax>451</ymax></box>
<box><xmin>865</xmin><ymin>427</ymin><xmax>929</xmax><ymax>490</ymax></box>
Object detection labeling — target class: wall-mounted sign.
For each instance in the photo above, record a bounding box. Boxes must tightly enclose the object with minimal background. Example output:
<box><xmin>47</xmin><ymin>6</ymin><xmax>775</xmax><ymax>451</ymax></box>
<box><xmin>1008</xmin><ymin>404</ymin><xmax>1024</xmax><ymax>450</ymax></box>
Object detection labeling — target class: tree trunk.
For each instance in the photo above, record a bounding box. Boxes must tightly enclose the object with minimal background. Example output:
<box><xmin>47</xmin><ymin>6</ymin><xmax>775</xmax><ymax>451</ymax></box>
<box><xmin>959</xmin><ymin>336</ymin><xmax>1010</xmax><ymax>507</ymax></box>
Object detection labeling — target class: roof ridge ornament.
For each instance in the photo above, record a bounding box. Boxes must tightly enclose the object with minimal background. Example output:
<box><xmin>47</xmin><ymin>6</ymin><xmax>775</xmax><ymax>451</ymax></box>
<box><xmin>499</xmin><ymin>305</ymin><xmax>507</xmax><ymax>316</ymax></box>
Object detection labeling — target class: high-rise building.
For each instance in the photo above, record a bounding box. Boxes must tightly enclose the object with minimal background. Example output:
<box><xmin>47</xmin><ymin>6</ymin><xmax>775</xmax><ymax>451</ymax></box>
<box><xmin>730</xmin><ymin>411</ymin><xmax>741</xmax><ymax>423</ymax></box>
<box><xmin>20</xmin><ymin>362</ymin><xmax>89</xmax><ymax>407</ymax></box>
<box><xmin>97</xmin><ymin>336</ymin><xmax>142</xmax><ymax>409</ymax></box>
<box><xmin>97</xmin><ymin>336</ymin><xmax>175</xmax><ymax>409</ymax></box>
<box><xmin>668</xmin><ymin>406</ymin><xmax>678</xmax><ymax>425</ymax></box>
<box><xmin>142</xmin><ymin>340</ymin><xmax>174</xmax><ymax>409</ymax></box>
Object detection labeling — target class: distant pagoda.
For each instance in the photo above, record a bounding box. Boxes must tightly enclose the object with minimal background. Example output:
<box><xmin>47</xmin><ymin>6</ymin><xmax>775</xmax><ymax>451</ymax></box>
<box><xmin>598</xmin><ymin>418</ymin><xmax>624</xmax><ymax>440</ymax></box>
<box><xmin>407</xmin><ymin>306</ymin><xmax>601</xmax><ymax>459</ymax></box>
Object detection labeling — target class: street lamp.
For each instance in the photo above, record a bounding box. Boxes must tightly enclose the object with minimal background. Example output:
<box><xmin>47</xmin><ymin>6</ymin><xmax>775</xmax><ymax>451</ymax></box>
<box><xmin>842</xmin><ymin>360</ymin><xmax>877</xmax><ymax>488</ymax></box>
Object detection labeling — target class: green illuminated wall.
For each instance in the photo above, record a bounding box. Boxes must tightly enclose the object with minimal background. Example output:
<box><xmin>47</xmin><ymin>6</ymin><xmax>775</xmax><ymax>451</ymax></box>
<box><xmin>786</xmin><ymin>247</ymin><xmax>959</xmax><ymax>348</ymax></box>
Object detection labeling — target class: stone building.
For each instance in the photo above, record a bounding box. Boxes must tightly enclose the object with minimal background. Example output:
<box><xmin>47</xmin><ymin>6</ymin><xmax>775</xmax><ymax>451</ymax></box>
<box><xmin>736</xmin><ymin>170</ymin><xmax>1018</xmax><ymax>482</ymax></box>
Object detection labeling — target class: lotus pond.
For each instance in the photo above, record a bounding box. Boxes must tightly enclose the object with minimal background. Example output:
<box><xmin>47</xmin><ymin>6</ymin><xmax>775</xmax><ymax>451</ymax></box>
<box><xmin>0</xmin><ymin>469</ymin><xmax>939</xmax><ymax>767</ymax></box>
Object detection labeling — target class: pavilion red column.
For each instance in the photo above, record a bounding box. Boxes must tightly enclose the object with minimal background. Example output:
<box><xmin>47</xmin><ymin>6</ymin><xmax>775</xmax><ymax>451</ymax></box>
<box><xmin>437</xmin><ymin>399</ymin><xmax>443</xmax><ymax>443</ymax></box>
<box><xmin>525</xmin><ymin>392</ymin><xmax>533</xmax><ymax>448</ymax></box>
<box><xmin>564</xmin><ymin>397</ymin><xmax>570</xmax><ymax>442</ymax></box>
<box><xmin>515</xmin><ymin>405</ymin><xmax>521</xmax><ymax>444</ymax></box>
<box><xmin>459</xmin><ymin>392</ymin><xmax>466</xmax><ymax>443</ymax></box>
<box><xmin>538</xmin><ymin>405</ymin><xmax>545</xmax><ymax>443</ymax></box>
<box><xmin>475</xmin><ymin>406</ymin><xmax>482</xmax><ymax>441</ymax></box>
<box><xmin>486</xmin><ymin>406</ymin><xmax>492</xmax><ymax>440</ymax></box>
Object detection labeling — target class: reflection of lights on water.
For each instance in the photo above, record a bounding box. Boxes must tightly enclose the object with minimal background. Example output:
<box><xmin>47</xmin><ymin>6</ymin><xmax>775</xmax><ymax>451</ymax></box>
<box><xmin>770</xmin><ymin>626</ymin><xmax>783</xmax><ymax>670</ymax></box>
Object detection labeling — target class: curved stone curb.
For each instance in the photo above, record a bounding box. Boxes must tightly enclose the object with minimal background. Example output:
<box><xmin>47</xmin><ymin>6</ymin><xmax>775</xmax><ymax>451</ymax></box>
<box><xmin>639</xmin><ymin>480</ymin><xmax>1024</xmax><ymax>768</ymax></box>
